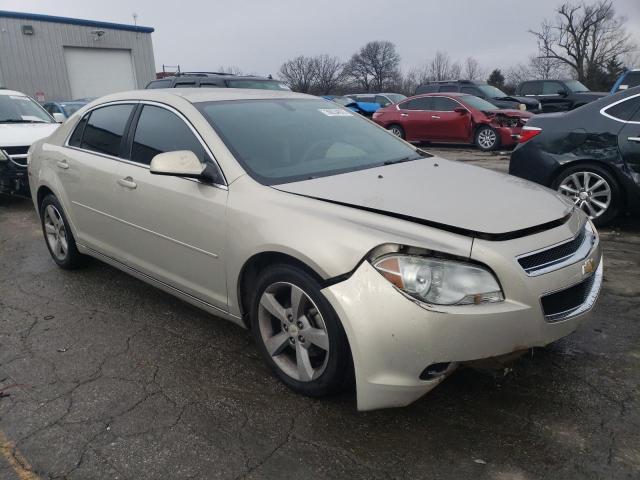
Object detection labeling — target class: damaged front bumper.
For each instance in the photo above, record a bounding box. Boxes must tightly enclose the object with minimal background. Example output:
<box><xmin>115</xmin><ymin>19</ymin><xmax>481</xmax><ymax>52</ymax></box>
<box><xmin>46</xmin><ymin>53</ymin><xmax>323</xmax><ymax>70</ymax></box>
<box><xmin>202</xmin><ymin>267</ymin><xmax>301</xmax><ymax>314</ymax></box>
<box><xmin>321</xmin><ymin>217</ymin><xmax>602</xmax><ymax>411</ymax></box>
<box><xmin>0</xmin><ymin>157</ymin><xmax>29</xmax><ymax>197</ymax></box>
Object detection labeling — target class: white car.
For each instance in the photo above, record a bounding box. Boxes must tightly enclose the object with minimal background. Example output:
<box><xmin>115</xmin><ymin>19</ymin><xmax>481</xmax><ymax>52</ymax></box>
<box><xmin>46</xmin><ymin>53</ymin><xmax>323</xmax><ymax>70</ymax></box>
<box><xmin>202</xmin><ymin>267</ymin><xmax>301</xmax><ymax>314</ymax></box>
<box><xmin>0</xmin><ymin>89</ymin><xmax>58</xmax><ymax>196</ymax></box>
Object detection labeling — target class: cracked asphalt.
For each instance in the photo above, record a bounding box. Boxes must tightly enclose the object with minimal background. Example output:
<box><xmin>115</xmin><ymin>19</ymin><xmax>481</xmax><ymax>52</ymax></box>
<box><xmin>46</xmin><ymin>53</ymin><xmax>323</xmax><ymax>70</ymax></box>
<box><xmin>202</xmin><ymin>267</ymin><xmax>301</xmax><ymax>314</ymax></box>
<box><xmin>1</xmin><ymin>149</ymin><xmax>639</xmax><ymax>480</ymax></box>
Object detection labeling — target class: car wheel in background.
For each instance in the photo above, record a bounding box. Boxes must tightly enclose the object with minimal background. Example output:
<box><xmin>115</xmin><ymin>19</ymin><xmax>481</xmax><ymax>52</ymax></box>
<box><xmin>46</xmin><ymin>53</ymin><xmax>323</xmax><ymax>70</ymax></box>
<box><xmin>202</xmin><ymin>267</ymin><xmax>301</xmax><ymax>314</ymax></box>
<box><xmin>552</xmin><ymin>164</ymin><xmax>620</xmax><ymax>227</ymax></box>
<box><xmin>388</xmin><ymin>124</ymin><xmax>405</xmax><ymax>139</ymax></box>
<box><xmin>40</xmin><ymin>194</ymin><xmax>86</xmax><ymax>269</ymax></box>
<box><xmin>250</xmin><ymin>264</ymin><xmax>353</xmax><ymax>397</ymax></box>
<box><xmin>475</xmin><ymin>125</ymin><xmax>500</xmax><ymax>151</ymax></box>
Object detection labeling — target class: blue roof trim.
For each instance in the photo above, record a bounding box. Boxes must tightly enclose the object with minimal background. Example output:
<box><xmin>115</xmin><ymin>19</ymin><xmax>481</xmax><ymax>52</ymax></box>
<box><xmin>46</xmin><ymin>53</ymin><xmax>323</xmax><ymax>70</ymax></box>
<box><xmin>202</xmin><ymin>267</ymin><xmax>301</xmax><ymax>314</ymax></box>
<box><xmin>0</xmin><ymin>10</ymin><xmax>154</xmax><ymax>33</ymax></box>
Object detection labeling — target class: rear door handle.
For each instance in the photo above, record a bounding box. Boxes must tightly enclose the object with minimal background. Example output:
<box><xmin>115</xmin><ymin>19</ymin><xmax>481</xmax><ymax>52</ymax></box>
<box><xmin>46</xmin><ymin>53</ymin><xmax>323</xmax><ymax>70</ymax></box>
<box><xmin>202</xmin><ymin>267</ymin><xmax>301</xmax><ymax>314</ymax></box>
<box><xmin>400</xmin><ymin>113</ymin><xmax>408</xmax><ymax>117</ymax></box>
<box><xmin>628</xmin><ymin>136</ymin><xmax>640</xmax><ymax>143</ymax></box>
<box><xmin>432</xmin><ymin>115</ymin><xmax>441</xmax><ymax>119</ymax></box>
<box><xmin>56</xmin><ymin>160</ymin><xmax>69</xmax><ymax>170</ymax></box>
<box><xmin>117</xmin><ymin>176</ymin><xmax>137</xmax><ymax>189</ymax></box>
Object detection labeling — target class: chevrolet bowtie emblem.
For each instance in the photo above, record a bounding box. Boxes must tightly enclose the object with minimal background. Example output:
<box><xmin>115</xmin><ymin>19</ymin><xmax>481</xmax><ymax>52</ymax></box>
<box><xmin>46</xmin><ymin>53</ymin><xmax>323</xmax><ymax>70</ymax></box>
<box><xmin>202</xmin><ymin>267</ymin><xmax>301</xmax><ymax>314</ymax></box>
<box><xmin>582</xmin><ymin>258</ymin><xmax>595</xmax><ymax>275</ymax></box>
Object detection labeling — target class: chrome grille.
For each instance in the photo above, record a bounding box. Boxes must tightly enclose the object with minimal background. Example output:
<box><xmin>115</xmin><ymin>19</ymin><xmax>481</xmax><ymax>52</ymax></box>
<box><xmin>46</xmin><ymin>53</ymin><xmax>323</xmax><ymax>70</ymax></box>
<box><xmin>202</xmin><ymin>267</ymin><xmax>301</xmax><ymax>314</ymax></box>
<box><xmin>517</xmin><ymin>224</ymin><xmax>594</xmax><ymax>276</ymax></box>
<box><xmin>541</xmin><ymin>260</ymin><xmax>603</xmax><ymax>322</ymax></box>
<box><xmin>2</xmin><ymin>146</ymin><xmax>29</xmax><ymax>167</ymax></box>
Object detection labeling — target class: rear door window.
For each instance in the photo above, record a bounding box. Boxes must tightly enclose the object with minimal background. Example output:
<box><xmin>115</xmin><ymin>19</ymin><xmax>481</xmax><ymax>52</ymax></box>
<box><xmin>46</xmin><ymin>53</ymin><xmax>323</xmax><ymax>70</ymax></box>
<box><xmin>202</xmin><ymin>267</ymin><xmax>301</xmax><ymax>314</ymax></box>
<box><xmin>603</xmin><ymin>96</ymin><xmax>640</xmax><ymax>122</ymax></box>
<box><xmin>519</xmin><ymin>82</ymin><xmax>540</xmax><ymax>95</ymax></box>
<box><xmin>400</xmin><ymin>97</ymin><xmax>434</xmax><ymax>110</ymax></box>
<box><xmin>131</xmin><ymin>105</ymin><xmax>207</xmax><ymax>165</ymax></box>
<box><xmin>438</xmin><ymin>85</ymin><xmax>458</xmax><ymax>92</ymax></box>
<box><xmin>80</xmin><ymin>104</ymin><xmax>135</xmax><ymax>157</ymax></box>
<box><xmin>461</xmin><ymin>86</ymin><xmax>479</xmax><ymax>96</ymax></box>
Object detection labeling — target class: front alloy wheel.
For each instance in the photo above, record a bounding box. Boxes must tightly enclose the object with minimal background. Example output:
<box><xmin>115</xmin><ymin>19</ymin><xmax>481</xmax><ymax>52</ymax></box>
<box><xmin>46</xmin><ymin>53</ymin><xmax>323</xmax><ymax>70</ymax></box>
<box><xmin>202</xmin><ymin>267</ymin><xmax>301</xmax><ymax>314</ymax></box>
<box><xmin>475</xmin><ymin>126</ymin><xmax>499</xmax><ymax>151</ymax></box>
<box><xmin>258</xmin><ymin>282</ymin><xmax>329</xmax><ymax>382</ymax></box>
<box><xmin>250</xmin><ymin>264</ymin><xmax>352</xmax><ymax>397</ymax></box>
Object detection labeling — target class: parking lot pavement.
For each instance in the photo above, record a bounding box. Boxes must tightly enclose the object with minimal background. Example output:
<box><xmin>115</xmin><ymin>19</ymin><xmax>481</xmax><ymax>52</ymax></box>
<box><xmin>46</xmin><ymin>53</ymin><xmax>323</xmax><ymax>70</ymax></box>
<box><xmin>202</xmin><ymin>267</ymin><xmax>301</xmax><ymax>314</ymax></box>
<box><xmin>1</xmin><ymin>152</ymin><xmax>639</xmax><ymax>480</ymax></box>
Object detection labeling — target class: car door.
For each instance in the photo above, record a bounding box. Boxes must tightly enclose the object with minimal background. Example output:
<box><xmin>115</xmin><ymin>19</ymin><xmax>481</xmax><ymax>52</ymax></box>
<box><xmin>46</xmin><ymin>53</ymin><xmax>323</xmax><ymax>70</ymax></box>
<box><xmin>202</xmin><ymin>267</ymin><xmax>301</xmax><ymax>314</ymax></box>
<box><xmin>113</xmin><ymin>103</ymin><xmax>229</xmax><ymax>309</ymax></box>
<box><xmin>540</xmin><ymin>81</ymin><xmax>571</xmax><ymax>112</ymax></box>
<box><xmin>61</xmin><ymin>103</ymin><xmax>137</xmax><ymax>259</ymax></box>
<box><xmin>429</xmin><ymin>97</ymin><xmax>472</xmax><ymax>142</ymax></box>
<box><xmin>396</xmin><ymin>97</ymin><xmax>435</xmax><ymax>141</ymax></box>
<box><xmin>614</xmin><ymin>96</ymin><xmax>640</xmax><ymax>193</ymax></box>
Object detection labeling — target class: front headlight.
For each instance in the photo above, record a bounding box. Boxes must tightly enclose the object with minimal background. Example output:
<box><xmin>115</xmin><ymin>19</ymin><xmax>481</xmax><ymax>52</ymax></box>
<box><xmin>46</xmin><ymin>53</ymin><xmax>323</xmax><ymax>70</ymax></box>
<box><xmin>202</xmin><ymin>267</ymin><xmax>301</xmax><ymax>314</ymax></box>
<box><xmin>0</xmin><ymin>150</ymin><xmax>7</xmax><ymax>162</ymax></box>
<box><xmin>373</xmin><ymin>255</ymin><xmax>504</xmax><ymax>305</ymax></box>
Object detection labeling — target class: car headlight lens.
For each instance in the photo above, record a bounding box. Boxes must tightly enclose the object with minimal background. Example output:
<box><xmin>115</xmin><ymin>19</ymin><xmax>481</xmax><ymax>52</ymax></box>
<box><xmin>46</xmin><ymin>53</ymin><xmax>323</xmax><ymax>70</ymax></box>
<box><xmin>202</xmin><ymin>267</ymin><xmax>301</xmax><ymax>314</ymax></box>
<box><xmin>0</xmin><ymin>150</ymin><xmax>7</xmax><ymax>162</ymax></box>
<box><xmin>373</xmin><ymin>255</ymin><xmax>504</xmax><ymax>305</ymax></box>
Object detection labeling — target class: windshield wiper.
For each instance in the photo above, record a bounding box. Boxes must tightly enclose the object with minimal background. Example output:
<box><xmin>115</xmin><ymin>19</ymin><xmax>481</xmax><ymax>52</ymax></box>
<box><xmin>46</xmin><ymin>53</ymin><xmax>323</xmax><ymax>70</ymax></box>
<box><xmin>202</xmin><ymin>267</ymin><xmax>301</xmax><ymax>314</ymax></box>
<box><xmin>0</xmin><ymin>119</ymin><xmax>48</xmax><ymax>124</ymax></box>
<box><xmin>383</xmin><ymin>155</ymin><xmax>422</xmax><ymax>166</ymax></box>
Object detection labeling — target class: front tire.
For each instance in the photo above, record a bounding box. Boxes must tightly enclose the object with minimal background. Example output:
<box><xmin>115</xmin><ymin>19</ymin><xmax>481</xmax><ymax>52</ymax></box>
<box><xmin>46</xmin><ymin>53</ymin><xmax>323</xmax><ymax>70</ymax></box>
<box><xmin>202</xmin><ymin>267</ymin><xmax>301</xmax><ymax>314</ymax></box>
<box><xmin>552</xmin><ymin>164</ymin><xmax>620</xmax><ymax>227</ymax></box>
<box><xmin>250</xmin><ymin>264</ymin><xmax>352</xmax><ymax>397</ymax></box>
<box><xmin>40</xmin><ymin>194</ymin><xmax>86</xmax><ymax>269</ymax></box>
<box><xmin>475</xmin><ymin>125</ymin><xmax>500</xmax><ymax>151</ymax></box>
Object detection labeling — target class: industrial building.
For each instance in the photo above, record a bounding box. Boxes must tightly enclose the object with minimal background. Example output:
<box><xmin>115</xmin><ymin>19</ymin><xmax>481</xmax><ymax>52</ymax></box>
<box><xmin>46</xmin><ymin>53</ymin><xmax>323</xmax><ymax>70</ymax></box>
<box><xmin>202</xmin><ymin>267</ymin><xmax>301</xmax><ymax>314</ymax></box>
<box><xmin>0</xmin><ymin>10</ymin><xmax>156</xmax><ymax>101</ymax></box>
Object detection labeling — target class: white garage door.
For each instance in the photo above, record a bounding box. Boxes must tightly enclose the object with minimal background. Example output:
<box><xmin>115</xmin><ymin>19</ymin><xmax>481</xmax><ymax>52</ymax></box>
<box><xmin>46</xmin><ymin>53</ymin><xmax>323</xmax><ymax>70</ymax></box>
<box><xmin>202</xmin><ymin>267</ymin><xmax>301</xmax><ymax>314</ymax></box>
<box><xmin>64</xmin><ymin>47</ymin><xmax>136</xmax><ymax>99</ymax></box>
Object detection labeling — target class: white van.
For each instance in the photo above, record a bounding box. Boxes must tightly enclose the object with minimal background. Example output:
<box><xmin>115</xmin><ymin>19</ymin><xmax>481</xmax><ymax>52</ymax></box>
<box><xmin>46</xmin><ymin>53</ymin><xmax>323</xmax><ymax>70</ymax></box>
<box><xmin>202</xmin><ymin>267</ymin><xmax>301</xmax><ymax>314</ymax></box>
<box><xmin>0</xmin><ymin>89</ymin><xmax>59</xmax><ymax>196</ymax></box>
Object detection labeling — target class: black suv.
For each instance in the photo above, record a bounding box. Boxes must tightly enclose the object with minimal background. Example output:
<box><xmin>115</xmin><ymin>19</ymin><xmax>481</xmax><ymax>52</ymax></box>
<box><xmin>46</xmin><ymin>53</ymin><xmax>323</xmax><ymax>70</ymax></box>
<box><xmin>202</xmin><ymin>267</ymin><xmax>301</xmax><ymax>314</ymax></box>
<box><xmin>415</xmin><ymin>80</ymin><xmax>541</xmax><ymax>112</ymax></box>
<box><xmin>515</xmin><ymin>79</ymin><xmax>606</xmax><ymax>112</ymax></box>
<box><xmin>146</xmin><ymin>72</ymin><xmax>290</xmax><ymax>90</ymax></box>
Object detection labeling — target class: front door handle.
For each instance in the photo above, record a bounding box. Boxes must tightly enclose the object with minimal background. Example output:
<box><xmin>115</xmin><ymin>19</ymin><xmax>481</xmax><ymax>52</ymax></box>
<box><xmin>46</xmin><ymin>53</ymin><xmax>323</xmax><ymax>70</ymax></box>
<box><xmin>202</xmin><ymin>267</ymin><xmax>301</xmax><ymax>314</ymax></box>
<box><xmin>432</xmin><ymin>115</ymin><xmax>441</xmax><ymax>119</ymax></box>
<box><xmin>628</xmin><ymin>136</ymin><xmax>640</xmax><ymax>143</ymax></box>
<box><xmin>400</xmin><ymin>113</ymin><xmax>408</xmax><ymax>117</ymax></box>
<box><xmin>56</xmin><ymin>160</ymin><xmax>69</xmax><ymax>170</ymax></box>
<box><xmin>117</xmin><ymin>176</ymin><xmax>137</xmax><ymax>189</ymax></box>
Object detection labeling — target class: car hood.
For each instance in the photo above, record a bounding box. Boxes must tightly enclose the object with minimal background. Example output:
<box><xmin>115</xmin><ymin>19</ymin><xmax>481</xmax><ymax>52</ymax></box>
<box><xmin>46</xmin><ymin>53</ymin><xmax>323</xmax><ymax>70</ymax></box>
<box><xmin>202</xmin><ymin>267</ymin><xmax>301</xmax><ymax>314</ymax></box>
<box><xmin>482</xmin><ymin>109</ymin><xmax>532</xmax><ymax>119</ymax></box>
<box><xmin>574</xmin><ymin>91</ymin><xmax>608</xmax><ymax>99</ymax></box>
<box><xmin>0</xmin><ymin>123</ymin><xmax>59</xmax><ymax>147</ymax></box>
<box><xmin>496</xmin><ymin>95</ymin><xmax>538</xmax><ymax>106</ymax></box>
<box><xmin>274</xmin><ymin>157</ymin><xmax>573</xmax><ymax>239</ymax></box>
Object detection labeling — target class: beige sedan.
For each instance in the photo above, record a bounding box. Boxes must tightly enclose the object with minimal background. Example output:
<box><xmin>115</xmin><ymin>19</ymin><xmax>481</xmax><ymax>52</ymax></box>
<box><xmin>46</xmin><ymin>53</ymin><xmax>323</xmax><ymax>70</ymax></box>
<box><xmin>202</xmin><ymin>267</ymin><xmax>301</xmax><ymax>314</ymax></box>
<box><xmin>28</xmin><ymin>89</ymin><xmax>603</xmax><ymax>410</ymax></box>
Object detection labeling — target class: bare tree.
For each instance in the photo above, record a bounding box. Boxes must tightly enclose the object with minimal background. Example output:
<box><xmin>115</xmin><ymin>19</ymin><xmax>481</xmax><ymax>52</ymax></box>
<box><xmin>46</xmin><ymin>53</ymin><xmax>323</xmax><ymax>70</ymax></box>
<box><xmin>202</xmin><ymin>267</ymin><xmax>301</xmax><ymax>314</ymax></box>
<box><xmin>312</xmin><ymin>54</ymin><xmax>344</xmax><ymax>95</ymax></box>
<box><xmin>463</xmin><ymin>57</ymin><xmax>484</xmax><ymax>80</ymax></box>
<box><xmin>428</xmin><ymin>51</ymin><xmax>452</xmax><ymax>81</ymax></box>
<box><xmin>279</xmin><ymin>55</ymin><xmax>317</xmax><ymax>93</ymax></box>
<box><xmin>345</xmin><ymin>41</ymin><xmax>401</xmax><ymax>91</ymax></box>
<box><xmin>530</xmin><ymin>1</ymin><xmax>636</xmax><ymax>86</ymax></box>
<box><xmin>449</xmin><ymin>61</ymin><xmax>462</xmax><ymax>80</ymax></box>
<box><xmin>528</xmin><ymin>55</ymin><xmax>567</xmax><ymax>79</ymax></box>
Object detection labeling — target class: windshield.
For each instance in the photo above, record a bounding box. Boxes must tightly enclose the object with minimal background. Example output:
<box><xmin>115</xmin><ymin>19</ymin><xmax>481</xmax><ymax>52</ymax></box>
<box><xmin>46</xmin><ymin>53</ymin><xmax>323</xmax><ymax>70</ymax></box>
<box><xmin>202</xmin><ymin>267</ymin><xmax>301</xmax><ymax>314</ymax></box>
<box><xmin>477</xmin><ymin>85</ymin><xmax>508</xmax><ymax>98</ymax></box>
<box><xmin>0</xmin><ymin>95</ymin><xmax>54</xmax><ymax>123</ymax></box>
<box><xmin>226</xmin><ymin>79</ymin><xmax>291</xmax><ymax>91</ymax></box>
<box><xmin>60</xmin><ymin>103</ymin><xmax>86</xmax><ymax>116</ymax></box>
<box><xmin>460</xmin><ymin>95</ymin><xmax>499</xmax><ymax>111</ymax></box>
<box><xmin>197</xmin><ymin>98</ymin><xmax>423</xmax><ymax>185</ymax></box>
<box><xmin>565</xmin><ymin>80</ymin><xmax>590</xmax><ymax>93</ymax></box>
<box><xmin>385</xmin><ymin>93</ymin><xmax>406</xmax><ymax>103</ymax></box>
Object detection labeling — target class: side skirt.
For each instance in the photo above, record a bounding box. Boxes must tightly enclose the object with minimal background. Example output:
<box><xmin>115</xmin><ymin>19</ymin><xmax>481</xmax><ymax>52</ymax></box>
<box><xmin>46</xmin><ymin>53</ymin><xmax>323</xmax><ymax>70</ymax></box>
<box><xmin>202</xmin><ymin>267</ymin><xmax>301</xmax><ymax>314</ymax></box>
<box><xmin>77</xmin><ymin>243</ymin><xmax>244</xmax><ymax>327</ymax></box>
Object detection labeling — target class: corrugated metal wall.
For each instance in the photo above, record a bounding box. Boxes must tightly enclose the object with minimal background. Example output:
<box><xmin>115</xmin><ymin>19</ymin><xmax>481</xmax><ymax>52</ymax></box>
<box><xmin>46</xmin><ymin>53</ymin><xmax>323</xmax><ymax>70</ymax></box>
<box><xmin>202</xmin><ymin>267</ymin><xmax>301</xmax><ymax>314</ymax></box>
<box><xmin>0</xmin><ymin>16</ymin><xmax>155</xmax><ymax>101</ymax></box>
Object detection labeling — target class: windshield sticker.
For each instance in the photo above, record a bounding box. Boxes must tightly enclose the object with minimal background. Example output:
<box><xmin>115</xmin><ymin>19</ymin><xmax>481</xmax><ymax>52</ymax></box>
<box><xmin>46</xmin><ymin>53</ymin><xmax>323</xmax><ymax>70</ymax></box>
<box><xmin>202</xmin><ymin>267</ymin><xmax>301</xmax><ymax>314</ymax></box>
<box><xmin>319</xmin><ymin>108</ymin><xmax>353</xmax><ymax>117</ymax></box>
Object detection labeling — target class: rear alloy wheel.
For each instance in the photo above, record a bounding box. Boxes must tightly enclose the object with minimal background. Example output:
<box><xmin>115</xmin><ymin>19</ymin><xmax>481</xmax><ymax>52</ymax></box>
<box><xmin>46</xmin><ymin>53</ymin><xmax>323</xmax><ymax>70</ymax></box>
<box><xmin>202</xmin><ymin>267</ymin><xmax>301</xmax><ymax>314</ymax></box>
<box><xmin>475</xmin><ymin>126</ymin><xmax>500</xmax><ymax>151</ymax></box>
<box><xmin>554</xmin><ymin>166</ymin><xmax>620</xmax><ymax>226</ymax></box>
<box><xmin>40</xmin><ymin>194</ymin><xmax>86</xmax><ymax>269</ymax></box>
<box><xmin>250</xmin><ymin>264</ymin><xmax>352</xmax><ymax>397</ymax></box>
<box><xmin>388</xmin><ymin>124</ymin><xmax>405</xmax><ymax>139</ymax></box>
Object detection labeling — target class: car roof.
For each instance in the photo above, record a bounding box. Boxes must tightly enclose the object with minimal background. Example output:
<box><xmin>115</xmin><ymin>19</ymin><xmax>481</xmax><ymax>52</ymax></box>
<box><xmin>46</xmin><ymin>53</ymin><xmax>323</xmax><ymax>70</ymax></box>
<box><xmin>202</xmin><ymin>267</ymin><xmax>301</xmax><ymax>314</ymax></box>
<box><xmin>152</xmin><ymin>74</ymin><xmax>276</xmax><ymax>82</ymax></box>
<box><xmin>0</xmin><ymin>89</ymin><xmax>27</xmax><ymax>96</ymax></box>
<box><xmin>87</xmin><ymin>88</ymin><xmax>313</xmax><ymax>106</ymax></box>
<box><xmin>412</xmin><ymin>92</ymin><xmax>468</xmax><ymax>98</ymax></box>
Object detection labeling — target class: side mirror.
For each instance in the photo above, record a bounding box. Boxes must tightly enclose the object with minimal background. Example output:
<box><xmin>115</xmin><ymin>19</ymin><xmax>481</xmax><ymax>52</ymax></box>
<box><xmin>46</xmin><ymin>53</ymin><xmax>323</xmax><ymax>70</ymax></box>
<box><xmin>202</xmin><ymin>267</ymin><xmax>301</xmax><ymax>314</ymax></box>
<box><xmin>454</xmin><ymin>107</ymin><xmax>468</xmax><ymax>114</ymax></box>
<box><xmin>150</xmin><ymin>150</ymin><xmax>207</xmax><ymax>179</ymax></box>
<box><xmin>52</xmin><ymin>112</ymin><xmax>66</xmax><ymax>123</ymax></box>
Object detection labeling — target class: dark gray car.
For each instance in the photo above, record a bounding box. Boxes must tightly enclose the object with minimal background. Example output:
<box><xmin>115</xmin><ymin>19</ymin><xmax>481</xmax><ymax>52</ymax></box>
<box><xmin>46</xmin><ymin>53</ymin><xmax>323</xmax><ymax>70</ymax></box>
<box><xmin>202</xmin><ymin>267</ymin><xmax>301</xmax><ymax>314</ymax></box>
<box><xmin>515</xmin><ymin>79</ymin><xmax>607</xmax><ymax>113</ymax></box>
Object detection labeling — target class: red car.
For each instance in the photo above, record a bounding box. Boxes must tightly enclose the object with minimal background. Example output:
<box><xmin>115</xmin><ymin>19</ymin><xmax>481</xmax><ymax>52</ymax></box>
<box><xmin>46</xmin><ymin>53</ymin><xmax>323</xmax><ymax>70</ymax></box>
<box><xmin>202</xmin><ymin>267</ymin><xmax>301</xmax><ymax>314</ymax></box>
<box><xmin>372</xmin><ymin>93</ymin><xmax>532</xmax><ymax>151</ymax></box>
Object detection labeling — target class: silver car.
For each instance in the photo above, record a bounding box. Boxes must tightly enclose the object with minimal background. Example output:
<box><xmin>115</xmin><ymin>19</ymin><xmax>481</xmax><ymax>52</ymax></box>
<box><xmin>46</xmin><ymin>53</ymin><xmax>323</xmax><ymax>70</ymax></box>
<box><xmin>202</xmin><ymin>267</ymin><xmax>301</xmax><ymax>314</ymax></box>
<box><xmin>28</xmin><ymin>89</ymin><xmax>603</xmax><ymax>410</ymax></box>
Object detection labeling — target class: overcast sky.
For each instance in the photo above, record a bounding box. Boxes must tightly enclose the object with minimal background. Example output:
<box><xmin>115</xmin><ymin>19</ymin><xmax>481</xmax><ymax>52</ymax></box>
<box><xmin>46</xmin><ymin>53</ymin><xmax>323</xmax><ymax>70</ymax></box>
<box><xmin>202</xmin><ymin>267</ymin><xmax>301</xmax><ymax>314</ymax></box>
<box><xmin>3</xmin><ymin>0</ymin><xmax>640</xmax><ymax>76</ymax></box>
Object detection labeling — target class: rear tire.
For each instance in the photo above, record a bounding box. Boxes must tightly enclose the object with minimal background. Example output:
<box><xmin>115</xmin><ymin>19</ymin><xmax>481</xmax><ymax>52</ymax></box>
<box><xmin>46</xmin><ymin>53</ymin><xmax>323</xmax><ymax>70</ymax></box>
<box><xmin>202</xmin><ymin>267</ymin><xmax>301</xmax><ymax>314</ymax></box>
<box><xmin>388</xmin><ymin>124</ymin><xmax>405</xmax><ymax>139</ymax></box>
<box><xmin>250</xmin><ymin>264</ymin><xmax>353</xmax><ymax>398</ymax></box>
<box><xmin>552</xmin><ymin>164</ymin><xmax>620</xmax><ymax>227</ymax></box>
<box><xmin>475</xmin><ymin>125</ymin><xmax>500</xmax><ymax>151</ymax></box>
<box><xmin>39</xmin><ymin>194</ymin><xmax>86</xmax><ymax>269</ymax></box>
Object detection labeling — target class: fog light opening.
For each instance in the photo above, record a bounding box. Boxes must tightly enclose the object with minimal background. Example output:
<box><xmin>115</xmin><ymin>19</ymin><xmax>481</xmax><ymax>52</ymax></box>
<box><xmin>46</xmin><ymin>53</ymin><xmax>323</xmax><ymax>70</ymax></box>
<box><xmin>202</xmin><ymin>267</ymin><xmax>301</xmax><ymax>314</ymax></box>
<box><xmin>419</xmin><ymin>362</ymin><xmax>452</xmax><ymax>381</ymax></box>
